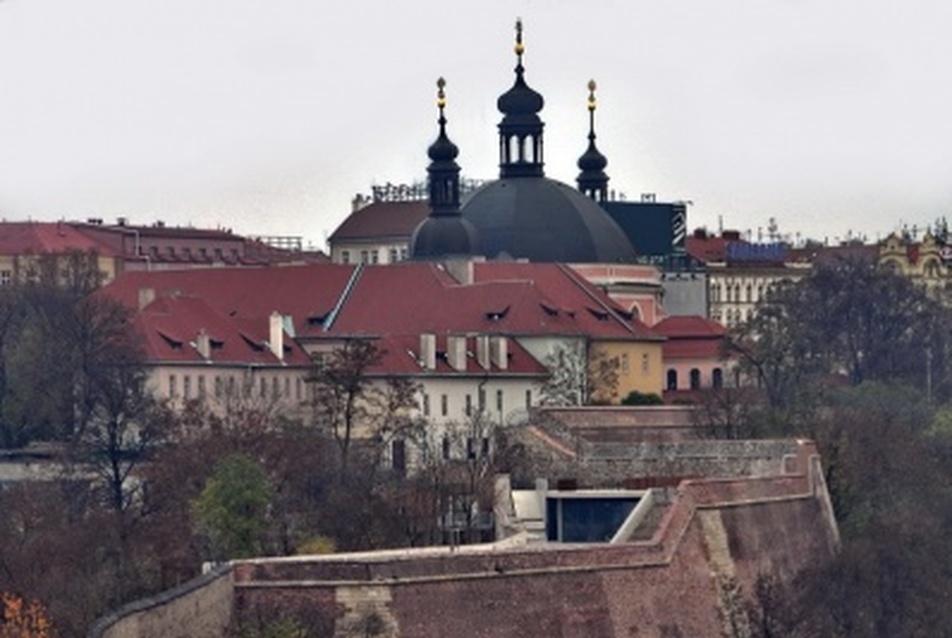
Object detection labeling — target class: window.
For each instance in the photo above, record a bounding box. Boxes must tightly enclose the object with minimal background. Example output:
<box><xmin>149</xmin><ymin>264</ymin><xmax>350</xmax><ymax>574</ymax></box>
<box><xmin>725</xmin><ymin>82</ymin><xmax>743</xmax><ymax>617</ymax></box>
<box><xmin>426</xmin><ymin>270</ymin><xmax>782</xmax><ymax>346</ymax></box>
<box><xmin>169</xmin><ymin>374</ymin><xmax>177</xmax><ymax>398</ymax></box>
<box><xmin>525</xmin><ymin>389</ymin><xmax>532</xmax><ymax>409</ymax></box>
<box><xmin>370</xmin><ymin>249</ymin><xmax>379</xmax><ymax>264</ymax></box>
<box><xmin>442</xmin><ymin>435</ymin><xmax>451</xmax><ymax>460</ymax></box>
<box><xmin>360</xmin><ymin>250</ymin><xmax>369</xmax><ymax>264</ymax></box>
<box><xmin>214</xmin><ymin>248</ymin><xmax>223</xmax><ymax>261</ymax></box>
<box><xmin>183</xmin><ymin>375</ymin><xmax>191</xmax><ymax>399</ymax></box>
<box><xmin>745</xmin><ymin>285</ymin><xmax>752</xmax><ymax>303</ymax></box>
<box><xmin>197</xmin><ymin>376</ymin><xmax>206</xmax><ymax>399</ymax></box>
<box><xmin>713</xmin><ymin>368</ymin><xmax>724</xmax><ymax>389</ymax></box>
<box><xmin>465</xmin><ymin>394</ymin><xmax>472</xmax><ymax>417</ymax></box>
<box><xmin>260</xmin><ymin>377</ymin><xmax>267</xmax><ymax>398</ymax></box>
<box><xmin>422</xmin><ymin>393</ymin><xmax>430</xmax><ymax>416</ymax></box>
<box><xmin>621</xmin><ymin>353</ymin><xmax>630</xmax><ymax>374</ymax></box>
<box><xmin>0</xmin><ymin>270</ymin><xmax>11</xmax><ymax>286</ymax></box>
<box><xmin>214</xmin><ymin>376</ymin><xmax>222</xmax><ymax>398</ymax></box>
<box><xmin>690</xmin><ymin>368</ymin><xmax>701</xmax><ymax>390</ymax></box>
<box><xmin>400</xmin><ymin>247</ymin><xmax>408</xmax><ymax>261</ymax></box>
<box><xmin>389</xmin><ymin>248</ymin><xmax>398</xmax><ymax>264</ymax></box>
<box><xmin>272</xmin><ymin>377</ymin><xmax>280</xmax><ymax>399</ymax></box>
<box><xmin>341</xmin><ymin>250</ymin><xmax>350</xmax><ymax>264</ymax></box>
<box><xmin>296</xmin><ymin>378</ymin><xmax>302</xmax><ymax>401</ymax></box>
<box><xmin>228</xmin><ymin>376</ymin><xmax>236</xmax><ymax>397</ymax></box>
<box><xmin>496</xmin><ymin>389</ymin><xmax>503</xmax><ymax>413</ymax></box>
<box><xmin>391</xmin><ymin>440</ymin><xmax>406</xmax><ymax>476</ymax></box>
<box><xmin>284</xmin><ymin>377</ymin><xmax>290</xmax><ymax>399</ymax></box>
<box><xmin>667</xmin><ymin>369</ymin><xmax>678</xmax><ymax>391</ymax></box>
<box><xmin>641</xmin><ymin>353</ymin><xmax>650</xmax><ymax>374</ymax></box>
<box><xmin>441</xmin><ymin>394</ymin><xmax>448</xmax><ymax>417</ymax></box>
<box><xmin>478</xmin><ymin>388</ymin><xmax>486</xmax><ymax>412</ymax></box>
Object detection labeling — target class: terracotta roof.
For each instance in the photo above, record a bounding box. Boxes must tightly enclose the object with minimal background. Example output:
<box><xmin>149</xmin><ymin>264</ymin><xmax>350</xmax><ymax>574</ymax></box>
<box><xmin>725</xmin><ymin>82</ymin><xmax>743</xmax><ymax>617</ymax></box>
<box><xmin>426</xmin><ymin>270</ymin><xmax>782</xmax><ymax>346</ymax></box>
<box><xmin>472</xmin><ymin>261</ymin><xmax>661</xmax><ymax>340</ymax></box>
<box><xmin>653</xmin><ymin>315</ymin><xmax>726</xmax><ymax>338</ymax></box>
<box><xmin>99</xmin><ymin>264</ymin><xmax>358</xmax><ymax>338</ymax></box>
<box><xmin>0</xmin><ymin>222</ymin><xmax>119</xmax><ymax>257</ymax></box>
<box><xmin>654</xmin><ymin>315</ymin><xmax>728</xmax><ymax>361</ymax></box>
<box><xmin>370</xmin><ymin>334</ymin><xmax>548</xmax><ymax>377</ymax></box>
<box><xmin>685</xmin><ymin>235</ymin><xmax>731</xmax><ymax>263</ymax></box>
<box><xmin>328</xmin><ymin>201</ymin><xmax>430</xmax><ymax>242</ymax></box>
<box><xmin>133</xmin><ymin>295</ymin><xmax>308</xmax><ymax>366</ymax></box>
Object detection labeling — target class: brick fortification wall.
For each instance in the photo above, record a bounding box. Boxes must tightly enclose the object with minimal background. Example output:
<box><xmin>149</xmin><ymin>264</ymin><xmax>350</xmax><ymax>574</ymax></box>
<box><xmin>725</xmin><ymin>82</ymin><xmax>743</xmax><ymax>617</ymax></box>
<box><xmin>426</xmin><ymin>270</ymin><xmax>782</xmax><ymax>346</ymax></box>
<box><xmin>86</xmin><ymin>564</ymin><xmax>233</xmax><ymax>638</ymax></box>
<box><xmin>233</xmin><ymin>441</ymin><xmax>839</xmax><ymax>638</ymax></box>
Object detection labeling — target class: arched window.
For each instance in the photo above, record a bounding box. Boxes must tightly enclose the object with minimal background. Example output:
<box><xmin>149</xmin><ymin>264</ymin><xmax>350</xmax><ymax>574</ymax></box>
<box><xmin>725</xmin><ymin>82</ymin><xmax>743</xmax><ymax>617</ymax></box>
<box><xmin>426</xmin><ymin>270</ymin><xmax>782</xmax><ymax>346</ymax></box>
<box><xmin>690</xmin><ymin>368</ymin><xmax>701</xmax><ymax>390</ymax></box>
<box><xmin>745</xmin><ymin>285</ymin><xmax>752</xmax><ymax>302</ymax></box>
<box><xmin>667</xmin><ymin>369</ymin><xmax>678</xmax><ymax>391</ymax></box>
<box><xmin>712</xmin><ymin>368</ymin><xmax>724</xmax><ymax>389</ymax></box>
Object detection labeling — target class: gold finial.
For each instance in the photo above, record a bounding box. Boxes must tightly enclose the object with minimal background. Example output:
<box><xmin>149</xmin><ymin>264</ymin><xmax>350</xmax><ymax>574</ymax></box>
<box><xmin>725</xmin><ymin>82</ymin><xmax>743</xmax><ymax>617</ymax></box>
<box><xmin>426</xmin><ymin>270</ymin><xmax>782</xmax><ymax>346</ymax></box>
<box><xmin>437</xmin><ymin>77</ymin><xmax>446</xmax><ymax>109</ymax></box>
<box><xmin>514</xmin><ymin>18</ymin><xmax>524</xmax><ymax>56</ymax></box>
<box><xmin>587</xmin><ymin>79</ymin><xmax>597</xmax><ymax>112</ymax></box>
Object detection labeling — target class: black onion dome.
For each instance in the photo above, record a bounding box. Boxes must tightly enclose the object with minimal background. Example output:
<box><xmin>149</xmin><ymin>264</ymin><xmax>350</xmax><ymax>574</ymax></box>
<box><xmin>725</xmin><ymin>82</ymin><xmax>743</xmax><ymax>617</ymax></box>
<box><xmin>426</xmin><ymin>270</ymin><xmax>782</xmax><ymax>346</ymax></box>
<box><xmin>460</xmin><ymin>177</ymin><xmax>637</xmax><ymax>263</ymax></box>
<box><xmin>578</xmin><ymin>138</ymin><xmax>608</xmax><ymax>172</ymax></box>
<box><xmin>411</xmin><ymin>77</ymin><xmax>478</xmax><ymax>260</ymax></box>
<box><xmin>497</xmin><ymin>71</ymin><xmax>544</xmax><ymax>125</ymax></box>
<box><xmin>497</xmin><ymin>19</ymin><xmax>543</xmax><ymax>127</ymax></box>
<box><xmin>428</xmin><ymin>119</ymin><xmax>459</xmax><ymax>164</ymax></box>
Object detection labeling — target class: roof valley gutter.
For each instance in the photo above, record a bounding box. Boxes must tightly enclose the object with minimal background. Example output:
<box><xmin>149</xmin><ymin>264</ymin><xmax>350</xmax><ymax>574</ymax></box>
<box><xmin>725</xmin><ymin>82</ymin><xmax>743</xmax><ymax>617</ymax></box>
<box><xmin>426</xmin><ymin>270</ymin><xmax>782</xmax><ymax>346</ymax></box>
<box><xmin>322</xmin><ymin>264</ymin><xmax>364</xmax><ymax>332</ymax></box>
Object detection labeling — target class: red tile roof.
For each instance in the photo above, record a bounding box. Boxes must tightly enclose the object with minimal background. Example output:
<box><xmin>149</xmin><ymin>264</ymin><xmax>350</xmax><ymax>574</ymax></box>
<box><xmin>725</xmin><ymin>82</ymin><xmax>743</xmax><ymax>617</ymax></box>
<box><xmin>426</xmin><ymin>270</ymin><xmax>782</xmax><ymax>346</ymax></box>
<box><xmin>685</xmin><ymin>235</ymin><xmax>731</xmax><ymax>263</ymax></box>
<box><xmin>133</xmin><ymin>295</ymin><xmax>308</xmax><ymax>366</ymax></box>
<box><xmin>0</xmin><ymin>222</ymin><xmax>119</xmax><ymax>256</ymax></box>
<box><xmin>654</xmin><ymin>315</ymin><xmax>728</xmax><ymax>361</ymax></box>
<box><xmin>100</xmin><ymin>264</ymin><xmax>358</xmax><ymax>338</ymax></box>
<box><xmin>370</xmin><ymin>334</ymin><xmax>548</xmax><ymax>377</ymax></box>
<box><xmin>328</xmin><ymin>201</ymin><xmax>430</xmax><ymax>242</ymax></box>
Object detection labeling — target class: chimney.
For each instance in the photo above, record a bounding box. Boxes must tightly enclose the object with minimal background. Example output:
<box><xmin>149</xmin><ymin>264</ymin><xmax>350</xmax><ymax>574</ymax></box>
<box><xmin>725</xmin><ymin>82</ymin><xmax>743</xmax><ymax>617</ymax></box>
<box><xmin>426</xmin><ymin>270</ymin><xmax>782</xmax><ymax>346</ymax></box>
<box><xmin>138</xmin><ymin>287</ymin><xmax>156</xmax><ymax>310</ymax></box>
<box><xmin>476</xmin><ymin>335</ymin><xmax>491</xmax><ymax>370</ymax></box>
<box><xmin>446</xmin><ymin>334</ymin><xmax>467</xmax><ymax>372</ymax></box>
<box><xmin>490</xmin><ymin>336</ymin><xmax>508</xmax><ymax>370</ymax></box>
<box><xmin>420</xmin><ymin>333</ymin><xmax>436</xmax><ymax>370</ymax></box>
<box><xmin>196</xmin><ymin>329</ymin><xmax>211</xmax><ymax>360</ymax></box>
<box><xmin>269</xmin><ymin>311</ymin><xmax>284</xmax><ymax>361</ymax></box>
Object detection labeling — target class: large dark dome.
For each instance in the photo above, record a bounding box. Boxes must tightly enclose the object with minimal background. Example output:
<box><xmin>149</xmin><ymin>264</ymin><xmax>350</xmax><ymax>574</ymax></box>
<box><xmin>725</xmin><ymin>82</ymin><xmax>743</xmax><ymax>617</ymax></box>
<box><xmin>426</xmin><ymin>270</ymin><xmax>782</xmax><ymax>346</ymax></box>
<box><xmin>460</xmin><ymin>177</ymin><xmax>637</xmax><ymax>263</ymax></box>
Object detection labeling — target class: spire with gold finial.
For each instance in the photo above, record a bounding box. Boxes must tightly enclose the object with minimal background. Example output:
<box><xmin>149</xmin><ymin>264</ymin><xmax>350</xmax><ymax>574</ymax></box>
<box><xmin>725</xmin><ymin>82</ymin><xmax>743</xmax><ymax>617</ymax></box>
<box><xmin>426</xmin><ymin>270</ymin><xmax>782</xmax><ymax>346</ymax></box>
<box><xmin>411</xmin><ymin>76</ymin><xmax>478</xmax><ymax>259</ymax></box>
<box><xmin>496</xmin><ymin>18</ymin><xmax>545</xmax><ymax>178</ymax></box>
<box><xmin>577</xmin><ymin>79</ymin><xmax>609</xmax><ymax>202</ymax></box>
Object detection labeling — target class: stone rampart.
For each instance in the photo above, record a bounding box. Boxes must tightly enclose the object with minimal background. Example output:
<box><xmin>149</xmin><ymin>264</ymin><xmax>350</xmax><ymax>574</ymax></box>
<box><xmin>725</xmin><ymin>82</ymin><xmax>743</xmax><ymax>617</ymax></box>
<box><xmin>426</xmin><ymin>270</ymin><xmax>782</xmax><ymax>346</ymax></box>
<box><xmin>86</xmin><ymin>564</ymin><xmax>233</xmax><ymax>638</ymax></box>
<box><xmin>232</xmin><ymin>441</ymin><xmax>838</xmax><ymax>638</ymax></box>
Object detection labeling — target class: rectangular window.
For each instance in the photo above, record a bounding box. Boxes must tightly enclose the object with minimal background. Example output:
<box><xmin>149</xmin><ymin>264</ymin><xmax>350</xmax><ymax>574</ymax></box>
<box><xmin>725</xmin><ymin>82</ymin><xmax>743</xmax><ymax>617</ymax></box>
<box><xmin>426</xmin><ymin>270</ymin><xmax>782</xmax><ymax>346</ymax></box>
<box><xmin>341</xmin><ymin>250</ymin><xmax>350</xmax><ymax>264</ymax></box>
<box><xmin>360</xmin><ymin>250</ymin><xmax>369</xmax><ymax>264</ymax></box>
<box><xmin>478</xmin><ymin>388</ymin><xmax>486</xmax><ymax>412</ymax></box>
<box><xmin>183</xmin><ymin>375</ymin><xmax>191</xmax><ymax>399</ymax></box>
<box><xmin>389</xmin><ymin>248</ymin><xmax>398</xmax><ymax>263</ymax></box>
<box><xmin>169</xmin><ymin>374</ymin><xmax>177</xmax><ymax>398</ymax></box>
<box><xmin>423</xmin><ymin>393</ymin><xmax>430</xmax><ymax>416</ymax></box>
<box><xmin>0</xmin><ymin>270</ymin><xmax>11</xmax><ymax>286</ymax></box>
<box><xmin>296</xmin><ymin>377</ymin><xmax>302</xmax><ymax>401</ymax></box>
<box><xmin>465</xmin><ymin>394</ymin><xmax>472</xmax><ymax>417</ymax></box>
<box><xmin>496</xmin><ymin>389</ymin><xmax>503</xmax><ymax>413</ymax></box>
<box><xmin>525</xmin><ymin>389</ymin><xmax>532</xmax><ymax>409</ymax></box>
<box><xmin>214</xmin><ymin>376</ymin><xmax>222</xmax><ymax>398</ymax></box>
<box><xmin>391</xmin><ymin>440</ymin><xmax>406</xmax><ymax>476</ymax></box>
<box><xmin>641</xmin><ymin>353</ymin><xmax>650</xmax><ymax>374</ymax></box>
<box><xmin>400</xmin><ymin>248</ymin><xmax>408</xmax><ymax>261</ymax></box>
<box><xmin>621</xmin><ymin>353</ymin><xmax>630</xmax><ymax>374</ymax></box>
<box><xmin>442</xmin><ymin>435</ymin><xmax>451</xmax><ymax>460</ymax></box>
<box><xmin>197</xmin><ymin>375</ymin><xmax>206</xmax><ymax>399</ymax></box>
<box><xmin>441</xmin><ymin>394</ymin><xmax>448</xmax><ymax>417</ymax></box>
<box><xmin>272</xmin><ymin>377</ymin><xmax>280</xmax><ymax>398</ymax></box>
<box><xmin>284</xmin><ymin>377</ymin><xmax>290</xmax><ymax>398</ymax></box>
<box><xmin>260</xmin><ymin>377</ymin><xmax>267</xmax><ymax>398</ymax></box>
<box><xmin>370</xmin><ymin>249</ymin><xmax>379</xmax><ymax>264</ymax></box>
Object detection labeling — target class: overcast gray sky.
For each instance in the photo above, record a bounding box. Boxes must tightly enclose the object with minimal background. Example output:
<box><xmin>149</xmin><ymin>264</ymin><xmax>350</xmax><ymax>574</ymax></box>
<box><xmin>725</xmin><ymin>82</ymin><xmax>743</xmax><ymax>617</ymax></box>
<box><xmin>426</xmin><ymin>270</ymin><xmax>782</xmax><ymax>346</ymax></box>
<box><xmin>1</xmin><ymin>0</ymin><xmax>951</xmax><ymax>249</ymax></box>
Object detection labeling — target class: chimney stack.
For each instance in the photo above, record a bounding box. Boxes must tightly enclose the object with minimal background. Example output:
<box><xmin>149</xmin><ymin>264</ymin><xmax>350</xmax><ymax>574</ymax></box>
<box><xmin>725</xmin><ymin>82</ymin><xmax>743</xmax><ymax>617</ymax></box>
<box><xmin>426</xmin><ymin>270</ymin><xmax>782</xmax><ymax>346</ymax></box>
<box><xmin>490</xmin><ymin>336</ymin><xmax>508</xmax><ymax>370</ymax></box>
<box><xmin>476</xmin><ymin>335</ymin><xmax>491</xmax><ymax>370</ymax></box>
<box><xmin>420</xmin><ymin>333</ymin><xmax>436</xmax><ymax>370</ymax></box>
<box><xmin>446</xmin><ymin>334</ymin><xmax>467</xmax><ymax>372</ymax></box>
<box><xmin>269</xmin><ymin>311</ymin><xmax>284</xmax><ymax>361</ymax></box>
<box><xmin>138</xmin><ymin>287</ymin><xmax>156</xmax><ymax>310</ymax></box>
<box><xmin>196</xmin><ymin>329</ymin><xmax>211</xmax><ymax>360</ymax></box>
